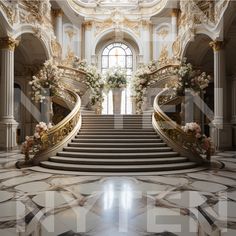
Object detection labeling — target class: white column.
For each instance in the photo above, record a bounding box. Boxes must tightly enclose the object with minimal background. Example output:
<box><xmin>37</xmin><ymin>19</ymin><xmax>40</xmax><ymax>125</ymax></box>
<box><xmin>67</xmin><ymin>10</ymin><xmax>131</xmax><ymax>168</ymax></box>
<box><xmin>231</xmin><ymin>77</ymin><xmax>236</xmax><ymax>124</ymax></box>
<box><xmin>84</xmin><ymin>21</ymin><xmax>93</xmax><ymax>64</ymax></box>
<box><xmin>231</xmin><ymin>77</ymin><xmax>236</xmax><ymax>146</ymax></box>
<box><xmin>77</xmin><ymin>23</ymin><xmax>82</xmax><ymax>58</ymax></box>
<box><xmin>53</xmin><ymin>9</ymin><xmax>63</xmax><ymax>45</ymax></box>
<box><xmin>0</xmin><ymin>37</ymin><xmax>19</xmax><ymax>150</ymax></box>
<box><xmin>210</xmin><ymin>41</ymin><xmax>232</xmax><ymax>150</ymax></box>
<box><xmin>171</xmin><ymin>9</ymin><xmax>178</xmax><ymax>41</ymax></box>
<box><xmin>141</xmin><ymin>20</ymin><xmax>151</xmax><ymax>64</ymax></box>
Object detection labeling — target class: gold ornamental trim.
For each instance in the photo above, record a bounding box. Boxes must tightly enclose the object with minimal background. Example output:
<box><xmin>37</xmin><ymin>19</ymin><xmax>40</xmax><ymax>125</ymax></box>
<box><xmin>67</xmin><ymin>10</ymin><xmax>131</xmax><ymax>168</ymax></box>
<box><xmin>83</xmin><ymin>21</ymin><xmax>93</xmax><ymax>30</ymax></box>
<box><xmin>0</xmin><ymin>37</ymin><xmax>19</xmax><ymax>51</ymax></box>
<box><xmin>171</xmin><ymin>9</ymin><xmax>179</xmax><ymax>17</ymax></box>
<box><xmin>209</xmin><ymin>41</ymin><xmax>224</xmax><ymax>52</ymax></box>
<box><xmin>52</xmin><ymin>8</ymin><xmax>64</xmax><ymax>18</ymax></box>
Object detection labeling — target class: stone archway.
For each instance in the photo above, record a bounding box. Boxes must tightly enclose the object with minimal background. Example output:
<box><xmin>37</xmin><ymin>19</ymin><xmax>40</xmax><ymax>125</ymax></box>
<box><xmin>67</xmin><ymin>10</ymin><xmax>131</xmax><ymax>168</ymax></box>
<box><xmin>14</xmin><ymin>33</ymin><xmax>49</xmax><ymax>141</ymax></box>
<box><xmin>0</xmin><ymin>32</ymin><xmax>49</xmax><ymax>149</ymax></box>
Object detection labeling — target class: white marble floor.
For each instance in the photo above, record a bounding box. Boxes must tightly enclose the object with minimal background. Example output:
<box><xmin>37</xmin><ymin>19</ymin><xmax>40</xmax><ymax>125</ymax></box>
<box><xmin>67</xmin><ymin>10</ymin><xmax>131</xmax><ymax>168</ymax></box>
<box><xmin>0</xmin><ymin>150</ymin><xmax>236</xmax><ymax>236</ymax></box>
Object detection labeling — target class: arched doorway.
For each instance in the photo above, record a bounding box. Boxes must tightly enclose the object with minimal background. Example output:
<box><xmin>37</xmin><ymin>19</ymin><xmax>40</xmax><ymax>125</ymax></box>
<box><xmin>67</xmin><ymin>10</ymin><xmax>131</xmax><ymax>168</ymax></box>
<box><xmin>183</xmin><ymin>34</ymin><xmax>214</xmax><ymax>136</ymax></box>
<box><xmin>101</xmin><ymin>42</ymin><xmax>134</xmax><ymax>114</ymax></box>
<box><xmin>14</xmin><ymin>33</ymin><xmax>49</xmax><ymax>138</ymax></box>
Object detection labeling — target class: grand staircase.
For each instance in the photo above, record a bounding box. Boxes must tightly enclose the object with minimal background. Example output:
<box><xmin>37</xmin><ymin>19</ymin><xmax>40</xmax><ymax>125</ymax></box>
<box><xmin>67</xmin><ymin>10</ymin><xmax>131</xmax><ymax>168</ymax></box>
<box><xmin>40</xmin><ymin>115</ymin><xmax>200</xmax><ymax>174</ymax></box>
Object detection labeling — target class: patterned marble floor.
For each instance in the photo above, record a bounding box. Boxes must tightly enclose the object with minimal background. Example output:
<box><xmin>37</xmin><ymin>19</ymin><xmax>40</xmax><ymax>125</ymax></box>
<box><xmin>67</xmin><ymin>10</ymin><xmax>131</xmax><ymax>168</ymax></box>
<box><xmin>0</xmin><ymin>150</ymin><xmax>236</xmax><ymax>236</ymax></box>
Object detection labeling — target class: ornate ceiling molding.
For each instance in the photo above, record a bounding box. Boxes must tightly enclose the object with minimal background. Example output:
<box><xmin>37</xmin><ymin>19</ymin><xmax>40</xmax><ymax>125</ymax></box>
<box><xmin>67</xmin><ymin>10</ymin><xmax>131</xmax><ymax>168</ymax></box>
<box><xmin>67</xmin><ymin>0</ymin><xmax>169</xmax><ymax>19</ymax></box>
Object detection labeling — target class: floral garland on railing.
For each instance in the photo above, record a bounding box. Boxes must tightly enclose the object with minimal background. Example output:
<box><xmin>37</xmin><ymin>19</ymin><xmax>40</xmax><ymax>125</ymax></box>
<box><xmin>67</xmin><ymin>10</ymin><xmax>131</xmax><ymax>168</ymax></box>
<box><xmin>181</xmin><ymin>122</ymin><xmax>215</xmax><ymax>161</ymax></box>
<box><xmin>104</xmin><ymin>67</ymin><xmax>127</xmax><ymax>90</ymax></box>
<box><xmin>131</xmin><ymin>61</ymin><xmax>158</xmax><ymax>114</ymax></box>
<box><xmin>72</xmin><ymin>57</ymin><xmax>104</xmax><ymax>108</ymax></box>
<box><xmin>29</xmin><ymin>59</ymin><xmax>64</xmax><ymax>103</ymax></box>
<box><xmin>21</xmin><ymin>122</ymin><xmax>53</xmax><ymax>161</ymax></box>
<box><xmin>173</xmin><ymin>58</ymin><xmax>212</xmax><ymax>95</ymax></box>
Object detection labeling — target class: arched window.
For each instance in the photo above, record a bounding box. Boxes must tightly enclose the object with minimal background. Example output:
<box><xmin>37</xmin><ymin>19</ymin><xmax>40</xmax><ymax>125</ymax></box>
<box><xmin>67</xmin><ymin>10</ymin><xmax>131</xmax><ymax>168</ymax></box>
<box><xmin>101</xmin><ymin>42</ymin><xmax>133</xmax><ymax>114</ymax></box>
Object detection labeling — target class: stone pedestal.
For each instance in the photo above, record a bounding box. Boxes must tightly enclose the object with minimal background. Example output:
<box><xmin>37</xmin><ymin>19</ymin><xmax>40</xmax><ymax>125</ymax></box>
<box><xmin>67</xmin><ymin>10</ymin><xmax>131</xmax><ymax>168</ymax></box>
<box><xmin>112</xmin><ymin>88</ymin><xmax>123</xmax><ymax>114</ymax></box>
<box><xmin>210</xmin><ymin>123</ymin><xmax>232</xmax><ymax>151</ymax></box>
<box><xmin>41</xmin><ymin>97</ymin><xmax>53</xmax><ymax>124</ymax></box>
<box><xmin>233</xmin><ymin>126</ymin><xmax>236</xmax><ymax>147</ymax></box>
<box><xmin>0</xmin><ymin>37</ymin><xmax>19</xmax><ymax>150</ymax></box>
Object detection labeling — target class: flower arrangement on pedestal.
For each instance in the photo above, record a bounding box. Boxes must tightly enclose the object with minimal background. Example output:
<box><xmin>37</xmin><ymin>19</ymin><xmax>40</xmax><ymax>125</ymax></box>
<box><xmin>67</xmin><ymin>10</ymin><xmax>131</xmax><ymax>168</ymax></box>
<box><xmin>131</xmin><ymin>69</ymin><xmax>149</xmax><ymax>114</ymax></box>
<box><xmin>182</xmin><ymin>122</ymin><xmax>215</xmax><ymax>160</ymax></box>
<box><xmin>131</xmin><ymin>61</ymin><xmax>158</xmax><ymax>114</ymax></box>
<box><xmin>173</xmin><ymin>58</ymin><xmax>212</xmax><ymax>95</ymax></box>
<box><xmin>72</xmin><ymin>57</ymin><xmax>104</xmax><ymax>112</ymax></box>
<box><xmin>104</xmin><ymin>67</ymin><xmax>127</xmax><ymax>90</ymax></box>
<box><xmin>21</xmin><ymin>122</ymin><xmax>53</xmax><ymax>161</ymax></box>
<box><xmin>29</xmin><ymin>59</ymin><xmax>64</xmax><ymax>103</ymax></box>
<box><xmin>104</xmin><ymin>67</ymin><xmax>127</xmax><ymax>114</ymax></box>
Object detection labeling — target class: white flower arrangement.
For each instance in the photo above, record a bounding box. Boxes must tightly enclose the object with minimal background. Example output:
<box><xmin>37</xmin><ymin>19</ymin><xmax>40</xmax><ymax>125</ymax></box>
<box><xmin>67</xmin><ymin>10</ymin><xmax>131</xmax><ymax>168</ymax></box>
<box><xmin>173</xmin><ymin>58</ymin><xmax>212</xmax><ymax>95</ymax></box>
<box><xmin>104</xmin><ymin>67</ymin><xmax>127</xmax><ymax>90</ymax></box>
<box><xmin>21</xmin><ymin>122</ymin><xmax>53</xmax><ymax>161</ymax></box>
<box><xmin>29</xmin><ymin>59</ymin><xmax>64</xmax><ymax>103</ymax></box>
<box><xmin>182</xmin><ymin>122</ymin><xmax>215</xmax><ymax>160</ymax></box>
<box><xmin>131</xmin><ymin>62</ymin><xmax>157</xmax><ymax>114</ymax></box>
<box><xmin>72</xmin><ymin>57</ymin><xmax>104</xmax><ymax>107</ymax></box>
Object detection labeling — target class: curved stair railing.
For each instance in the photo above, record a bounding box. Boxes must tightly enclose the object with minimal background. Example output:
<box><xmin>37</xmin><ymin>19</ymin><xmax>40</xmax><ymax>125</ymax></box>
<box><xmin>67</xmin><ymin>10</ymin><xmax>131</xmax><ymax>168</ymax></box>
<box><xmin>58</xmin><ymin>66</ymin><xmax>88</xmax><ymax>93</ymax></box>
<box><xmin>32</xmin><ymin>85</ymin><xmax>82</xmax><ymax>165</ymax></box>
<box><xmin>150</xmin><ymin>64</ymin><xmax>207</xmax><ymax>164</ymax></box>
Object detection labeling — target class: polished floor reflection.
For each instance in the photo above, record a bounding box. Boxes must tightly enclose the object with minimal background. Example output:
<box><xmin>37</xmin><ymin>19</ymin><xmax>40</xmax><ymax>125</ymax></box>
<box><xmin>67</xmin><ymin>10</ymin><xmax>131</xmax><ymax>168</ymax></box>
<box><xmin>0</xmin><ymin>151</ymin><xmax>236</xmax><ymax>235</ymax></box>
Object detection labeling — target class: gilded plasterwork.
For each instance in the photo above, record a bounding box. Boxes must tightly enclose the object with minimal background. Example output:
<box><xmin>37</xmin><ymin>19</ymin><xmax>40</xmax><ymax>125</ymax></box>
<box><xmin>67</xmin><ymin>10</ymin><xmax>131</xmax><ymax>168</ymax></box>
<box><xmin>0</xmin><ymin>1</ymin><xmax>14</xmax><ymax>24</ymax></box>
<box><xmin>157</xmin><ymin>28</ymin><xmax>169</xmax><ymax>39</ymax></box>
<box><xmin>172</xmin><ymin>37</ymin><xmax>181</xmax><ymax>57</ymax></box>
<box><xmin>159</xmin><ymin>45</ymin><xmax>169</xmax><ymax>62</ymax></box>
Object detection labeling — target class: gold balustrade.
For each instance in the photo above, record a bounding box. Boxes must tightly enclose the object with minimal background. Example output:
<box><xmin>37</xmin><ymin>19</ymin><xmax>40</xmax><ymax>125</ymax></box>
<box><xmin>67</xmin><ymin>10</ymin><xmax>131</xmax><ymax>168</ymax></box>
<box><xmin>150</xmin><ymin>64</ymin><xmax>209</xmax><ymax>164</ymax></box>
<box><xmin>33</xmin><ymin>87</ymin><xmax>82</xmax><ymax>165</ymax></box>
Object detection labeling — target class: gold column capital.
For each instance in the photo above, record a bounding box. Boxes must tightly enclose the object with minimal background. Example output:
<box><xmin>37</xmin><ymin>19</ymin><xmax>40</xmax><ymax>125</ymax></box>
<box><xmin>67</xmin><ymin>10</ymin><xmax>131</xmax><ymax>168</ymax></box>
<box><xmin>209</xmin><ymin>40</ymin><xmax>224</xmax><ymax>52</ymax></box>
<box><xmin>52</xmin><ymin>8</ymin><xmax>64</xmax><ymax>18</ymax></box>
<box><xmin>141</xmin><ymin>20</ymin><xmax>152</xmax><ymax>29</ymax></box>
<box><xmin>171</xmin><ymin>9</ymin><xmax>179</xmax><ymax>17</ymax></box>
<box><xmin>0</xmin><ymin>37</ymin><xmax>19</xmax><ymax>51</ymax></box>
<box><xmin>83</xmin><ymin>21</ymin><xmax>93</xmax><ymax>30</ymax></box>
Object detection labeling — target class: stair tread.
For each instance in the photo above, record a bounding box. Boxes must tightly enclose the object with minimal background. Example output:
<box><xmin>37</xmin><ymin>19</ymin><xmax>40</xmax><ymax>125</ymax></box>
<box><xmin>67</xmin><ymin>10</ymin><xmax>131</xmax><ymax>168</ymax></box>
<box><xmin>69</xmin><ymin>143</ymin><xmax>167</xmax><ymax>147</ymax></box>
<box><xmin>41</xmin><ymin>161</ymin><xmax>197</xmax><ymax>170</ymax></box>
<box><xmin>76</xmin><ymin>135</ymin><xmax>158</xmax><ymax>138</ymax></box>
<box><xmin>50</xmin><ymin>156</ymin><xmax>188</xmax><ymax>163</ymax></box>
<box><xmin>63</xmin><ymin>147</ymin><xmax>172</xmax><ymax>151</ymax></box>
<box><xmin>57</xmin><ymin>151</ymin><xmax>180</xmax><ymax>157</ymax></box>
<box><xmin>72</xmin><ymin>139</ymin><xmax>164</xmax><ymax>143</ymax></box>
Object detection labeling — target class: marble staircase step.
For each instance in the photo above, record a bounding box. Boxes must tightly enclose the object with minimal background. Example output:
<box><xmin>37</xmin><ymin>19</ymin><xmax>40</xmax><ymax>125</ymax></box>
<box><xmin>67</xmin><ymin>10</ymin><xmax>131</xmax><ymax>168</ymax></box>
<box><xmin>57</xmin><ymin>151</ymin><xmax>180</xmax><ymax>159</ymax></box>
<box><xmin>75</xmin><ymin>134</ymin><xmax>158</xmax><ymax>139</ymax></box>
<box><xmin>63</xmin><ymin>146</ymin><xmax>172</xmax><ymax>153</ymax></box>
<box><xmin>79</xmin><ymin>131</ymin><xmax>156</xmax><ymax>135</ymax></box>
<box><xmin>71</xmin><ymin>138</ymin><xmax>164</xmax><ymax>143</ymax></box>
<box><xmin>40</xmin><ymin>161</ymin><xmax>198</xmax><ymax>172</ymax></box>
<box><xmin>49</xmin><ymin>156</ymin><xmax>188</xmax><ymax>165</ymax></box>
<box><xmin>68</xmin><ymin>142</ymin><xmax>167</xmax><ymax>148</ymax></box>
